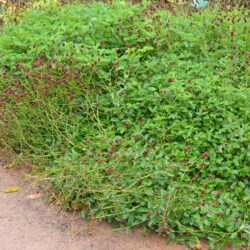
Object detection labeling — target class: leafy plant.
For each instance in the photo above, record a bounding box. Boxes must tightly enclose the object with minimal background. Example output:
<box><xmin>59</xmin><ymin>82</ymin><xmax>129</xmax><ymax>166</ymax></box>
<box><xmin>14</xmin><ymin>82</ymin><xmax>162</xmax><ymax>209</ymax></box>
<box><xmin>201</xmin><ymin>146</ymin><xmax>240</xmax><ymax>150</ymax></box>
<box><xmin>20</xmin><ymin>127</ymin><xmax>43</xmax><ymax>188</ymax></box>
<box><xmin>0</xmin><ymin>1</ymin><xmax>249</xmax><ymax>249</ymax></box>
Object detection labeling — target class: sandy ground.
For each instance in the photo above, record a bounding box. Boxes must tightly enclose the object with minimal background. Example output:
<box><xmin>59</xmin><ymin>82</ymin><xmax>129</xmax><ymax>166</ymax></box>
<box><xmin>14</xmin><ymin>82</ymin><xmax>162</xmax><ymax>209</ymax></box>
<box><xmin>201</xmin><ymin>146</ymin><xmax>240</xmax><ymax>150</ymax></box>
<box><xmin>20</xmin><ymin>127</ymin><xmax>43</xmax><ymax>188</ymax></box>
<box><xmin>0</xmin><ymin>160</ymin><xmax>189</xmax><ymax>250</ymax></box>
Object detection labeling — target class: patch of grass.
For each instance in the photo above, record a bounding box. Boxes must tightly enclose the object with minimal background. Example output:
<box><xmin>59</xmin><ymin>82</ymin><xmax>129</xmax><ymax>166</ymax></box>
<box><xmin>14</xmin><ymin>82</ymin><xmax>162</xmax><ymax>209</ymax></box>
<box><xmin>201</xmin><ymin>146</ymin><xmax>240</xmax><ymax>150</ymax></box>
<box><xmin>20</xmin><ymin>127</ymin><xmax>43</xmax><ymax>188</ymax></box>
<box><xmin>0</xmin><ymin>2</ymin><xmax>249</xmax><ymax>249</ymax></box>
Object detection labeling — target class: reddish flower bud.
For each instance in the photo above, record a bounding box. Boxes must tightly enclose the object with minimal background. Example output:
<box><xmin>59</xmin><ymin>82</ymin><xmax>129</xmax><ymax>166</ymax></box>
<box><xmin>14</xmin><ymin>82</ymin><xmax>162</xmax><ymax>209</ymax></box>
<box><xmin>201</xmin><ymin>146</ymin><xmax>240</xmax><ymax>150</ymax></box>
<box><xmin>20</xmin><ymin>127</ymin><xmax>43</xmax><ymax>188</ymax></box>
<box><xmin>107</xmin><ymin>151</ymin><xmax>113</xmax><ymax>158</ymax></box>
<box><xmin>146</xmin><ymin>212</ymin><xmax>153</xmax><ymax>217</ymax></box>
<box><xmin>217</xmin><ymin>211</ymin><xmax>224</xmax><ymax>217</ymax></box>
<box><xmin>194</xmin><ymin>173</ymin><xmax>199</xmax><ymax>178</ymax></box>
<box><xmin>201</xmin><ymin>152</ymin><xmax>209</xmax><ymax>158</ymax></box>
<box><xmin>106</xmin><ymin>167</ymin><xmax>113</xmax><ymax>175</ymax></box>
<box><xmin>168</xmin><ymin>78</ymin><xmax>175</xmax><ymax>83</ymax></box>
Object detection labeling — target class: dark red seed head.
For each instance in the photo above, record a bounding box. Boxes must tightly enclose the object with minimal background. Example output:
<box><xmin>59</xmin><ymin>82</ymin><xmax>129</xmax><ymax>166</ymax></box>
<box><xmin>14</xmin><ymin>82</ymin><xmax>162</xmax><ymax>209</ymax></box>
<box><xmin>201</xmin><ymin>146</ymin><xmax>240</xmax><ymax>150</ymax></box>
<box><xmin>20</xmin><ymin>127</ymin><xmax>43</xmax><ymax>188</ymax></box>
<box><xmin>107</xmin><ymin>151</ymin><xmax>113</xmax><ymax>158</ymax></box>
<box><xmin>106</xmin><ymin>167</ymin><xmax>113</xmax><ymax>175</ymax></box>
<box><xmin>217</xmin><ymin>211</ymin><xmax>224</xmax><ymax>217</ymax></box>
<box><xmin>201</xmin><ymin>152</ymin><xmax>209</xmax><ymax>158</ymax></box>
<box><xmin>168</xmin><ymin>78</ymin><xmax>175</xmax><ymax>83</ymax></box>
<box><xmin>146</xmin><ymin>212</ymin><xmax>153</xmax><ymax>217</ymax></box>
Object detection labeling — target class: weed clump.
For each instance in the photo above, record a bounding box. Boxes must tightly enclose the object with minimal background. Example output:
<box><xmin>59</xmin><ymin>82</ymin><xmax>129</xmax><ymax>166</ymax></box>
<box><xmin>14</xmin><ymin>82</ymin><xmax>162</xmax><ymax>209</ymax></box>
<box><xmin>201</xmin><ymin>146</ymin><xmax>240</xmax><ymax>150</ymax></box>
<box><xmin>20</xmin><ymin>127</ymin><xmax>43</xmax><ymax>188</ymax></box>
<box><xmin>0</xmin><ymin>2</ymin><xmax>249</xmax><ymax>249</ymax></box>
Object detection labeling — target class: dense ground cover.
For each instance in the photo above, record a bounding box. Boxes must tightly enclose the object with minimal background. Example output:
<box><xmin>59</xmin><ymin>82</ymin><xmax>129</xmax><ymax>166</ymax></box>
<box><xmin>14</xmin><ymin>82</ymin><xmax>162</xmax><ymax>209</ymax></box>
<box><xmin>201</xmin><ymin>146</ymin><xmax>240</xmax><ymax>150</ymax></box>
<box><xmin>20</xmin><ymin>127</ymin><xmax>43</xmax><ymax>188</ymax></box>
<box><xmin>0</xmin><ymin>1</ymin><xmax>249</xmax><ymax>249</ymax></box>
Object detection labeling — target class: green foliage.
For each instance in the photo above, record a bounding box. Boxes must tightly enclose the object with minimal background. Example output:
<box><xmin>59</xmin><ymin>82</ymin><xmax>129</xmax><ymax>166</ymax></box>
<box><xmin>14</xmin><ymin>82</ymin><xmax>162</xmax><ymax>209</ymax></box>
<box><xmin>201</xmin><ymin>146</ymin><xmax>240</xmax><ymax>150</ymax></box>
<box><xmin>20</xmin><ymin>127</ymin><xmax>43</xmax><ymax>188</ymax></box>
<box><xmin>0</xmin><ymin>2</ymin><xmax>249</xmax><ymax>249</ymax></box>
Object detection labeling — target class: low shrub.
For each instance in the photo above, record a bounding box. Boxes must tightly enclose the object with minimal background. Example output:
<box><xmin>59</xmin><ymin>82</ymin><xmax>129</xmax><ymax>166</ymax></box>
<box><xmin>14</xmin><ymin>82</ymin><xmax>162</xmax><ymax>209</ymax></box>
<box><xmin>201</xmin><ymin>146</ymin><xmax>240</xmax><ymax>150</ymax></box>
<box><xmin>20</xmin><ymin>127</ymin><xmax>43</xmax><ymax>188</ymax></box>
<box><xmin>0</xmin><ymin>2</ymin><xmax>249</xmax><ymax>249</ymax></box>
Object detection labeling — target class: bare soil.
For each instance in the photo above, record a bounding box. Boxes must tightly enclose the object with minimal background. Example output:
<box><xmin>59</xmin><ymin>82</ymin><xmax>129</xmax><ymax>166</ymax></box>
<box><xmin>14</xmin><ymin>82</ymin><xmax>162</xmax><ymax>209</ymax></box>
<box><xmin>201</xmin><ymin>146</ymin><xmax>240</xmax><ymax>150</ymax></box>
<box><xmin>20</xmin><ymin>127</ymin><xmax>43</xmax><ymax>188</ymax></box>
<box><xmin>0</xmin><ymin>160</ymin><xmax>189</xmax><ymax>250</ymax></box>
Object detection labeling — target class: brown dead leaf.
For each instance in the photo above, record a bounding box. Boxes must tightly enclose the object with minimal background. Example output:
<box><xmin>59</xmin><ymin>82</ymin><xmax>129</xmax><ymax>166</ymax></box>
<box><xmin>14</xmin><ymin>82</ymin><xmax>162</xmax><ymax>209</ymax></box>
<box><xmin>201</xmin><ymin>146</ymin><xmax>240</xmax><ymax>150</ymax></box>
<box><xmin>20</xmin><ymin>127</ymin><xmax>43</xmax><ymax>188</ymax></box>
<box><xmin>88</xmin><ymin>231</ymin><xmax>94</xmax><ymax>236</ymax></box>
<box><xmin>71</xmin><ymin>202</ymin><xmax>80</xmax><ymax>211</ymax></box>
<box><xmin>26</xmin><ymin>193</ymin><xmax>42</xmax><ymax>199</ymax></box>
<box><xmin>194</xmin><ymin>239</ymin><xmax>202</xmax><ymax>250</ymax></box>
<box><xmin>3</xmin><ymin>163</ymin><xmax>14</xmax><ymax>169</ymax></box>
<box><xmin>2</xmin><ymin>186</ymin><xmax>21</xmax><ymax>193</ymax></box>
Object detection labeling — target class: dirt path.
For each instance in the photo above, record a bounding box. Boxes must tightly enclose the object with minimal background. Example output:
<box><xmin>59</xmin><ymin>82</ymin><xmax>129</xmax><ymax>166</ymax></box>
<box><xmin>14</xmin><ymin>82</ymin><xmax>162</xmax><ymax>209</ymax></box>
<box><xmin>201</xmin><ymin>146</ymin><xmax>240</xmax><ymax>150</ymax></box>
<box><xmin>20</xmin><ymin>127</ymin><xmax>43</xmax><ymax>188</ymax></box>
<box><xmin>0</xmin><ymin>161</ymin><xmax>188</xmax><ymax>250</ymax></box>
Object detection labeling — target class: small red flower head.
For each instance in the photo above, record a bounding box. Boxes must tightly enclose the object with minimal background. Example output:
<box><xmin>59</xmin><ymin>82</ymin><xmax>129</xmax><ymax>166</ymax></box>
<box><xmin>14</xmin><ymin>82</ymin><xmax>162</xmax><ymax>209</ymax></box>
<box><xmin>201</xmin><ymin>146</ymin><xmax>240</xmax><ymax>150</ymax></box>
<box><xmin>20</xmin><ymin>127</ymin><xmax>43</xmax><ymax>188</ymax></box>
<box><xmin>168</xmin><ymin>78</ymin><xmax>175</xmax><ymax>83</ymax></box>
<box><xmin>106</xmin><ymin>167</ymin><xmax>113</xmax><ymax>175</ymax></box>
<box><xmin>217</xmin><ymin>211</ymin><xmax>224</xmax><ymax>217</ymax></box>
<box><xmin>146</xmin><ymin>212</ymin><xmax>153</xmax><ymax>217</ymax></box>
<box><xmin>201</xmin><ymin>152</ymin><xmax>209</xmax><ymax>158</ymax></box>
